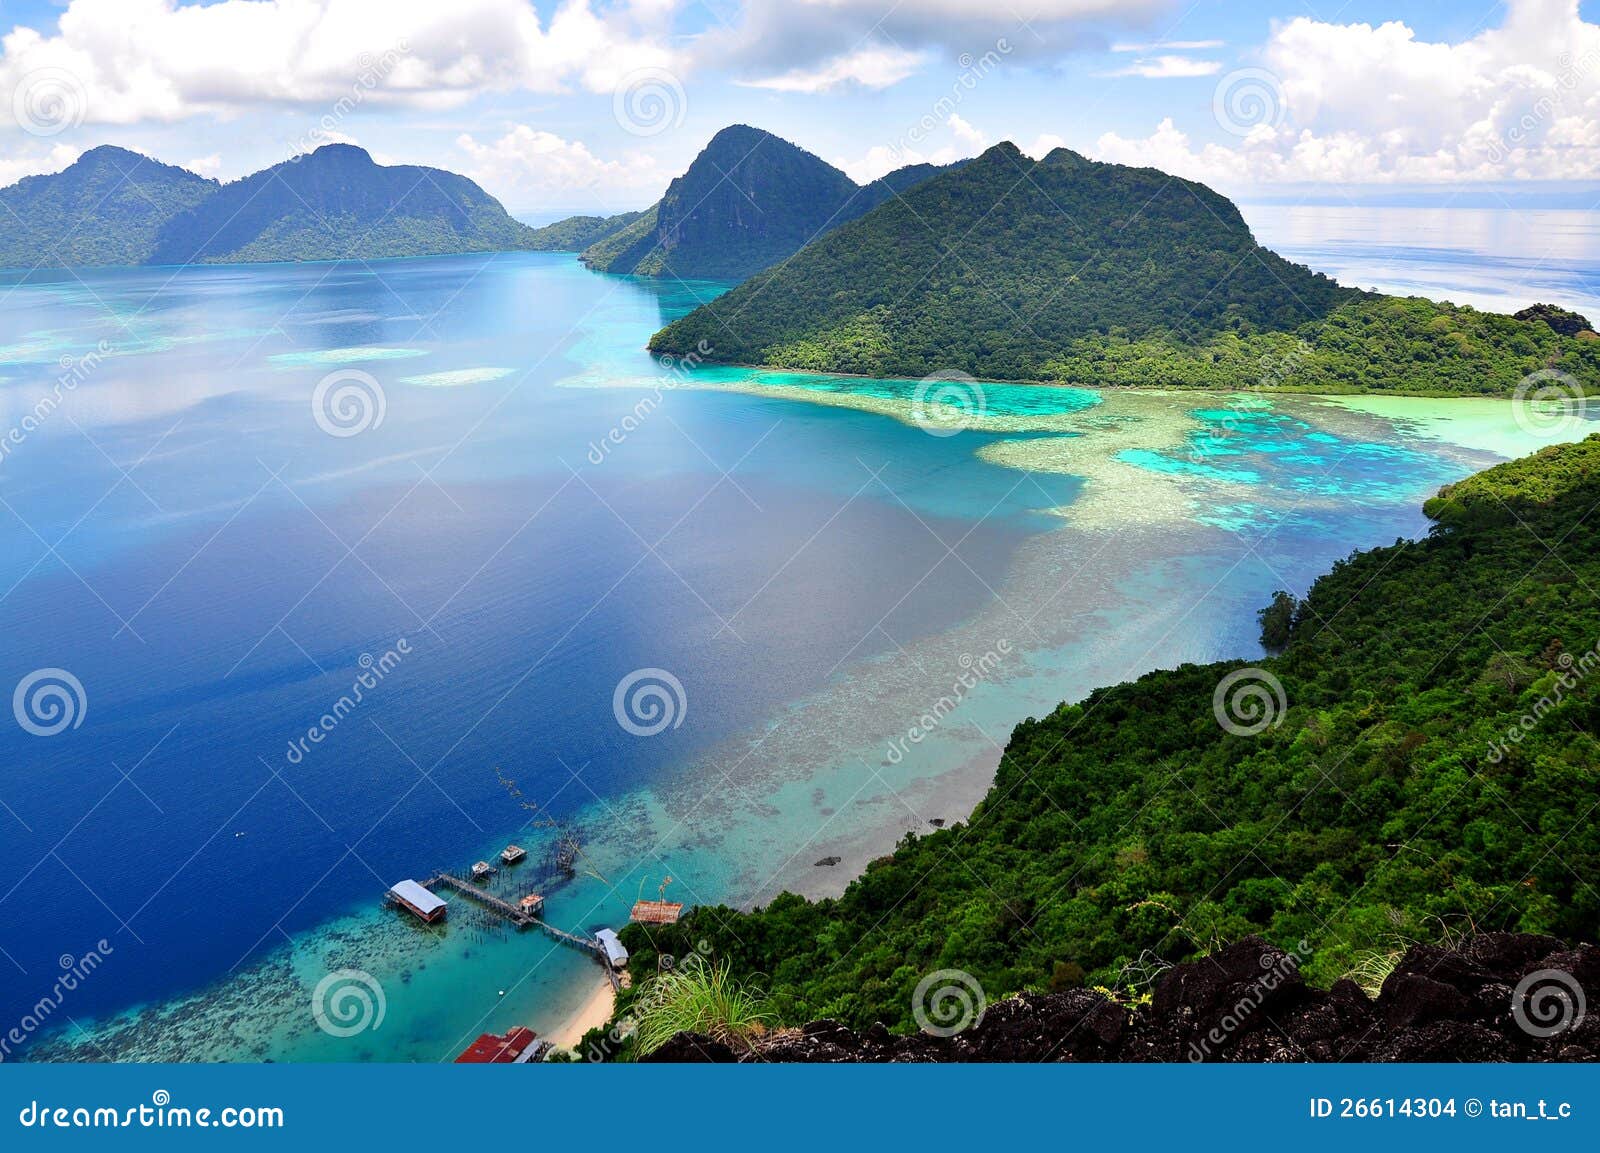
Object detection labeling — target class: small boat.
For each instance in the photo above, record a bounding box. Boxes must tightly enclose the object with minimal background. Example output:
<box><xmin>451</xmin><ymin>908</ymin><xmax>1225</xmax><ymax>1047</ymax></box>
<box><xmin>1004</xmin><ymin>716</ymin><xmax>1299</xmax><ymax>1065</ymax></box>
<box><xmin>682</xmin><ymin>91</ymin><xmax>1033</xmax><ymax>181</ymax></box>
<box><xmin>500</xmin><ymin>844</ymin><xmax>526</xmax><ymax>865</ymax></box>
<box><xmin>471</xmin><ymin>860</ymin><xmax>496</xmax><ymax>881</ymax></box>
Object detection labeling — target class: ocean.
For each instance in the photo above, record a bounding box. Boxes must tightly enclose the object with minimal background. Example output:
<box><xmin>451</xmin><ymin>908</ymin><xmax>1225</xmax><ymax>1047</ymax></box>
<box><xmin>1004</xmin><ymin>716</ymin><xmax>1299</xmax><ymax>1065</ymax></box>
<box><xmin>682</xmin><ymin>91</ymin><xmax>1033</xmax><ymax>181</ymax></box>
<box><xmin>1</xmin><ymin>206</ymin><xmax>1594</xmax><ymax>1060</ymax></box>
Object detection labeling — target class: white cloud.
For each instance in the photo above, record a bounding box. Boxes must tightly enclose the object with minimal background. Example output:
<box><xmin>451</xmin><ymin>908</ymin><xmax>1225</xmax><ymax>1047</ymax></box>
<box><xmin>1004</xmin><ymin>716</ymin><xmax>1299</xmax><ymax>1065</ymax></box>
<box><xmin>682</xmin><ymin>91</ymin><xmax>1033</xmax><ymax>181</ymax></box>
<box><xmin>740</xmin><ymin>45</ymin><xmax>928</xmax><ymax>93</ymax></box>
<box><xmin>947</xmin><ymin>114</ymin><xmax>987</xmax><ymax>148</ymax></box>
<box><xmin>0</xmin><ymin>142</ymin><xmax>80</xmax><ymax>186</ymax></box>
<box><xmin>701</xmin><ymin>0</ymin><xmax>1173</xmax><ymax>81</ymax></box>
<box><xmin>1104</xmin><ymin>54</ymin><xmax>1221</xmax><ymax>79</ymax></box>
<box><xmin>455</xmin><ymin>124</ymin><xmax>662</xmax><ymax>208</ymax></box>
<box><xmin>833</xmin><ymin>116</ymin><xmax>990</xmax><ymax>183</ymax></box>
<box><xmin>1027</xmin><ymin>133</ymin><xmax>1068</xmax><ymax>159</ymax></box>
<box><xmin>184</xmin><ymin>152</ymin><xmax>223</xmax><ymax>177</ymax></box>
<box><xmin>0</xmin><ymin>0</ymin><xmax>683</xmax><ymax>128</ymax></box>
<box><xmin>1110</xmin><ymin>39</ymin><xmax>1222</xmax><ymax>52</ymax></box>
<box><xmin>1098</xmin><ymin>0</ymin><xmax>1600</xmax><ymax>185</ymax></box>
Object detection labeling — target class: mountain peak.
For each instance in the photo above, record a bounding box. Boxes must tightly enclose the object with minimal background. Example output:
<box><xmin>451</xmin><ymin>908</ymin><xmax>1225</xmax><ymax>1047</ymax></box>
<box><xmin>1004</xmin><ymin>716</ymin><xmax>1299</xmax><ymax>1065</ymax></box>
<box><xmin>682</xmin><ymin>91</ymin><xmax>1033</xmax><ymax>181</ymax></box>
<box><xmin>299</xmin><ymin>142</ymin><xmax>375</xmax><ymax>164</ymax></box>
<box><xmin>650</xmin><ymin>146</ymin><xmax>1355</xmax><ymax>378</ymax></box>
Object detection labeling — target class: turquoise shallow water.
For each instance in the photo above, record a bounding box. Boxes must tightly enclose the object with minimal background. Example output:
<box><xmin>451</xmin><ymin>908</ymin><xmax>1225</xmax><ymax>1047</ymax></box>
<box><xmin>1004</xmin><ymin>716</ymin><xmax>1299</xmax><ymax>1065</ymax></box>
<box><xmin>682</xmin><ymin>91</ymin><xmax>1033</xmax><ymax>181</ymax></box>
<box><xmin>0</xmin><ymin>251</ymin><xmax>1577</xmax><ymax>1062</ymax></box>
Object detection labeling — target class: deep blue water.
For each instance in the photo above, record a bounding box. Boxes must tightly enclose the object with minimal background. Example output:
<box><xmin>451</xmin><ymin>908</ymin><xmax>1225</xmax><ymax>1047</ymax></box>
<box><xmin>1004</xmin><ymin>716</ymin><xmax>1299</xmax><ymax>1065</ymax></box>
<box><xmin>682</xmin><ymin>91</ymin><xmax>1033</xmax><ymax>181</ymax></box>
<box><xmin>0</xmin><ymin>254</ymin><xmax>1081</xmax><ymax>1037</ymax></box>
<box><xmin>0</xmin><ymin>244</ymin><xmax>1565</xmax><ymax>1059</ymax></box>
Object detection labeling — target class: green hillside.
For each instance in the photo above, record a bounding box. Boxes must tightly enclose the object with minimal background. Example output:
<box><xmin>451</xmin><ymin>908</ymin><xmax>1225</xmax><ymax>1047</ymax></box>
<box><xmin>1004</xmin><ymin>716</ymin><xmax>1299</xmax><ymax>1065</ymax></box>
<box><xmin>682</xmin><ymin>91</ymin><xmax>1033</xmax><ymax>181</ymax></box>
<box><xmin>525</xmin><ymin>210</ymin><xmax>646</xmax><ymax>252</ymax></box>
<box><xmin>651</xmin><ymin>143</ymin><xmax>1600</xmax><ymax>396</ymax></box>
<box><xmin>622</xmin><ymin>435</ymin><xmax>1600</xmax><ymax>1032</ymax></box>
<box><xmin>580</xmin><ymin>126</ymin><xmax>960</xmax><ymax>281</ymax></box>
<box><xmin>0</xmin><ymin>147</ymin><xmax>217</xmax><ymax>269</ymax></box>
<box><xmin>149</xmin><ymin>144</ymin><xmax>539</xmax><ymax>264</ymax></box>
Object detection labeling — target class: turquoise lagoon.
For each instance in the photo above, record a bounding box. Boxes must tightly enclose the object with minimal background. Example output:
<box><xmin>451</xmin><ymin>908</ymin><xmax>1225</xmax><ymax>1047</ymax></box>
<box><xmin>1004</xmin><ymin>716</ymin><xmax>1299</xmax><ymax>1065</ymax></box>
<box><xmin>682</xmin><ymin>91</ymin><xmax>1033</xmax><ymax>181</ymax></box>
<box><xmin>0</xmin><ymin>249</ymin><xmax>1591</xmax><ymax>1062</ymax></box>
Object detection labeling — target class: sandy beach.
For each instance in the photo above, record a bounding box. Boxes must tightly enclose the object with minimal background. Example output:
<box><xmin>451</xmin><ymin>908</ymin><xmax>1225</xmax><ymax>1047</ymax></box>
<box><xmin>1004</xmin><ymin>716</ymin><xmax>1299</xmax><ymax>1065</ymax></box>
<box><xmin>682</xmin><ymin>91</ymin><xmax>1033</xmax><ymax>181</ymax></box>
<box><xmin>544</xmin><ymin>977</ymin><xmax>618</xmax><ymax>1050</ymax></box>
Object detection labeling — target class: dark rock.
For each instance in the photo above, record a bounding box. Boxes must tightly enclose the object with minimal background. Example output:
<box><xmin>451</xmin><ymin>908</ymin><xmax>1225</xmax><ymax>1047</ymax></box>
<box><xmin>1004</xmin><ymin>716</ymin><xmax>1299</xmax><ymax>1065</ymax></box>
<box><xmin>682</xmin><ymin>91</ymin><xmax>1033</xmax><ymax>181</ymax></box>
<box><xmin>813</xmin><ymin>856</ymin><xmax>841</xmax><ymax>867</ymax></box>
<box><xmin>1151</xmin><ymin>936</ymin><xmax>1307</xmax><ymax>1059</ymax></box>
<box><xmin>1380</xmin><ymin>973</ymin><xmax>1470</xmax><ymax>1030</ymax></box>
<box><xmin>637</xmin><ymin>934</ymin><xmax>1598</xmax><ymax>1063</ymax></box>
<box><xmin>639</xmin><ymin>1032</ymin><xmax>737</xmax><ymax>1062</ymax></box>
<box><xmin>1514</xmin><ymin>302</ymin><xmax>1595</xmax><ymax>337</ymax></box>
<box><xmin>1464</xmin><ymin>932</ymin><xmax>1565</xmax><ymax>980</ymax></box>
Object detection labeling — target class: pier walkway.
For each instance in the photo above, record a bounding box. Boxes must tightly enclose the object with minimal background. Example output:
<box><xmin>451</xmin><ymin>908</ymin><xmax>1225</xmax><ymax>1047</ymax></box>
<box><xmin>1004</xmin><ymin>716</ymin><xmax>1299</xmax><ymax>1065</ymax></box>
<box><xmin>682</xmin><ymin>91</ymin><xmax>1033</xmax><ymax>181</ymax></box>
<box><xmin>422</xmin><ymin>872</ymin><xmax>605</xmax><ymax>957</ymax></box>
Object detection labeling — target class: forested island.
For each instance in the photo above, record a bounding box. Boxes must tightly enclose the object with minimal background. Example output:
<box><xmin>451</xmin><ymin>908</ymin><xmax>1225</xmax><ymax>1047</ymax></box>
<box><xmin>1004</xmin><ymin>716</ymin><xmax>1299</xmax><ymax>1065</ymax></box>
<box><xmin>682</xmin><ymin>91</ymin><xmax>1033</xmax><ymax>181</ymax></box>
<box><xmin>0</xmin><ymin>143</ymin><xmax>542</xmax><ymax>268</ymax></box>
<box><xmin>650</xmin><ymin>141</ymin><xmax>1600</xmax><ymax>397</ymax></box>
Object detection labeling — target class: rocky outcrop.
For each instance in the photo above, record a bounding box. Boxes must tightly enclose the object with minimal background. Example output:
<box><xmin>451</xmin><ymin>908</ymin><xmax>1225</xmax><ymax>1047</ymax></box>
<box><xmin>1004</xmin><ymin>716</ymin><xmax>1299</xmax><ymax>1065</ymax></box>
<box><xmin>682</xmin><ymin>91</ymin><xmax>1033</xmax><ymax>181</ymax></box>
<box><xmin>641</xmin><ymin>935</ymin><xmax>1597</xmax><ymax>1062</ymax></box>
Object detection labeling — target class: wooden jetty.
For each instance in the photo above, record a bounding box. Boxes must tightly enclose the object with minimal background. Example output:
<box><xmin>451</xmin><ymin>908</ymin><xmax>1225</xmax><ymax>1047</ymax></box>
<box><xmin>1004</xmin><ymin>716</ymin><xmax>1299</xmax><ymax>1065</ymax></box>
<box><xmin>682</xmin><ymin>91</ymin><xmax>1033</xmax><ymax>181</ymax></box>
<box><xmin>426</xmin><ymin>872</ymin><xmax>534</xmax><ymax>923</ymax></box>
<box><xmin>420</xmin><ymin>872</ymin><xmax>606</xmax><ymax>958</ymax></box>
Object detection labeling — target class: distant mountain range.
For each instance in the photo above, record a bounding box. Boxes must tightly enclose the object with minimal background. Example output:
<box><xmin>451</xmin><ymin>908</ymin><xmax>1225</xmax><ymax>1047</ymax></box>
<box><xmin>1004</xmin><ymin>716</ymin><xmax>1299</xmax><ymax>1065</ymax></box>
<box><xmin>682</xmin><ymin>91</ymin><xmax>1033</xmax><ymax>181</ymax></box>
<box><xmin>524</xmin><ymin>210</ymin><xmax>646</xmax><ymax>253</ymax></box>
<box><xmin>0</xmin><ymin>144</ymin><xmax>540</xmax><ymax>269</ymax></box>
<box><xmin>651</xmin><ymin>141</ymin><xmax>1600</xmax><ymax>397</ymax></box>
<box><xmin>567</xmin><ymin>125</ymin><xmax>964</xmax><ymax>281</ymax></box>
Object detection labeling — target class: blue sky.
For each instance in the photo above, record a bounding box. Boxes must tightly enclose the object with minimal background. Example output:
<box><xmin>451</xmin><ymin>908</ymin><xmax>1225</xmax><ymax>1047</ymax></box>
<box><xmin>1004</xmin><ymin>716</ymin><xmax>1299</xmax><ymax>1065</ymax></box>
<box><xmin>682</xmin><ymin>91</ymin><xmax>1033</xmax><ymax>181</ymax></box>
<box><xmin>0</xmin><ymin>1</ymin><xmax>1597</xmax><ymax>216</ymax></box>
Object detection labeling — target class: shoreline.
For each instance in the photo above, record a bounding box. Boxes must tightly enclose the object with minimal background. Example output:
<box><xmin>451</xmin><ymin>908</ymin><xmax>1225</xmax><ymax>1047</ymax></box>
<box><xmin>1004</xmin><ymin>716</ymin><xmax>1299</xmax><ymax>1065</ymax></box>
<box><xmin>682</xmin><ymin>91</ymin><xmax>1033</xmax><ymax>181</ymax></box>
<box><xmin>542</xmin><ymin>976</ymin><xmax>617</xmax><ymax>1052</ymax></box>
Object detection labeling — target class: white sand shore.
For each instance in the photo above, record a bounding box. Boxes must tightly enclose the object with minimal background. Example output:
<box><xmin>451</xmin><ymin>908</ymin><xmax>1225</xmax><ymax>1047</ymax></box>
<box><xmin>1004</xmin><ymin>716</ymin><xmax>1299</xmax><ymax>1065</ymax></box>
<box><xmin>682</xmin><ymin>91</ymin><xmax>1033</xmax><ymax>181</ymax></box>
<box><xmin>544</xmin><ymin>977</ymin><xmax>617</xmax><ymax>1050</ymax></box>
